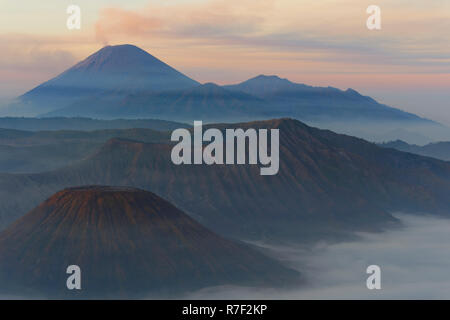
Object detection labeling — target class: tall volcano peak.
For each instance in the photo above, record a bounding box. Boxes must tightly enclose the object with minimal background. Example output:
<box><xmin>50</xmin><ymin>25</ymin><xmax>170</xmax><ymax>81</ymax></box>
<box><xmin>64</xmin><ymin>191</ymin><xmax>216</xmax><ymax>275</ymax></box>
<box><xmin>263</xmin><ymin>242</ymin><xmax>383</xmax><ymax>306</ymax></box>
<box><xmin>10</xmin><ymin>45</ymin><xmax>199</xmax><ymax>116</ymax></box>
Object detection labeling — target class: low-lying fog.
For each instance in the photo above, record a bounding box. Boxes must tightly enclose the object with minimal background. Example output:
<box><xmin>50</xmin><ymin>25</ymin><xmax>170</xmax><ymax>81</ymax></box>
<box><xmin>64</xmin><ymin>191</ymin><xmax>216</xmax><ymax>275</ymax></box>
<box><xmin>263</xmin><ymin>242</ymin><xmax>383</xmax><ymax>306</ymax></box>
<box><xmin>185</xmin><ymin>214</ymin><xmax>450</xmax><ymax>299</ymax></box>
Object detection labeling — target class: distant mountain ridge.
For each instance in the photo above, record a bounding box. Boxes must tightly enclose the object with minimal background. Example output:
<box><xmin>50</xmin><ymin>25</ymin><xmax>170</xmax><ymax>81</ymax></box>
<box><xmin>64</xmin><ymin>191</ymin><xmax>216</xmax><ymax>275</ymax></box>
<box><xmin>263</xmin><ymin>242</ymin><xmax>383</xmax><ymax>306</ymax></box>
<box><xmin>0</xmin><ymin>45</ymin><xmax>437</xmax><ymax>124</ymax></box>
<box><xmin>380</xmin><ymin>140</ymin><xmax>450</xmax><ymax>161</ymax></box>
<box><xmin>0</xmin><ymin>117</ymin><xmax>188</xmax><ymax>131</ymax></box>
<box><xmin>2</xmin><ymin>44</ymin><xmax>448</xmax><ymax>144</ymax></box>
<box><xmin>224</xmin><ymin>75</ymin><xmax>308</xmax><ymax>97</ymax></box>
<box><xmin>41</xmin><ymin>73</ymin><xmax>435</xmax><ymax>125</ymax></box>
<box><xmin>225</xmin><ymin>75</ymin><xmax>431</xmax><ymax>123</ymax></box>
<box><xmin>42</xmin><ymin>82</ymin><xmax>266</xmax><ymax>122</ymax></box>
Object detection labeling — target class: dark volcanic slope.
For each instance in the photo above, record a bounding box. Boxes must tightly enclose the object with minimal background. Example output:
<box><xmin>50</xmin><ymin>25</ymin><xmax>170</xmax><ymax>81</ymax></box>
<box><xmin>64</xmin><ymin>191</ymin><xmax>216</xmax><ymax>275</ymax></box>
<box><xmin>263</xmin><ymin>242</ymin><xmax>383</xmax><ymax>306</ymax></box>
<box><xmin>0</xmin><ymin>186</ymin><xmax>297</xmax><ymax>298</ymax></box>
<box><xmin>0</xmin><ymin>119</ymin><xmax>449</xmax><ymax>242</ymax></box>
<box><xmin>0</xmin><ymin>127</ymin><xmax>169</xmax><ymax>173</ymax></box>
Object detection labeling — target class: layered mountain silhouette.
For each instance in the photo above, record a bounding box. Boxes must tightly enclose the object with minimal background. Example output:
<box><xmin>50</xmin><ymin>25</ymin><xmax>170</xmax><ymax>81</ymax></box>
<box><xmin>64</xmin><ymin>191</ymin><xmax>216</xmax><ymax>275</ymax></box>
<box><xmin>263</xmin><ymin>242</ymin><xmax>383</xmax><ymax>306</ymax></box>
<box><xmin>227</xmin><ymin>76</ymin><xmax>450</xmax><ymax>144</ymax></box>
<box><xmin>2</xmin><ymin>44</ymin><xmax>444</xmax><ymax>137</ymax></box>
<box><xmin>225</xmin><ymin>75</ymin><xmax>432</xmax><ymax>123</ymax></box>
<box><xmin>44</xmin><ymin>82</ymin><xmax>266</xmax><ymax>122</ymax></box>
<box><xmin>0</xmin><ymin>119</ymin><xmax>449</xmax><ymax>242</ymax></box>
<box><xmin>5</xmin><ymin>44</ymin><xmax>198</xmax><ymax>116</ymax></box>
<box><xmin>0</xmin><ymin>186</ymin><xmax>297</xmax><ymax>298</ymax></box>
<box><xmin>0</xmin><ymin>127</ymin><xmax>170</xmax><ymax>173</ymax></box>
<box><xmin>380</xmin><ymin>140</ymin><xmax>450</xmax><ymax>161</ymax></box>
<box><xmin>0</xmin><ymin>117</ymin><xmax>187</xmax><ymax>132</ymax></box>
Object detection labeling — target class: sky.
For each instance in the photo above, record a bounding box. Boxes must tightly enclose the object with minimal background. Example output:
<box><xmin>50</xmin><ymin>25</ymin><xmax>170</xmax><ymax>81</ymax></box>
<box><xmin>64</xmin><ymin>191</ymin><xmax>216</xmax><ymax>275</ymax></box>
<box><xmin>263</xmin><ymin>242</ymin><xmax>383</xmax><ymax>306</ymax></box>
<box><xmin>186</xmin><ymin>214</ymin><xmax>450</xmax><ymax>299</ymax></box>
<box><xmin>1</xmin><ymin>0</ymin><xmax>449</xmax><ymax>124</ymax></box>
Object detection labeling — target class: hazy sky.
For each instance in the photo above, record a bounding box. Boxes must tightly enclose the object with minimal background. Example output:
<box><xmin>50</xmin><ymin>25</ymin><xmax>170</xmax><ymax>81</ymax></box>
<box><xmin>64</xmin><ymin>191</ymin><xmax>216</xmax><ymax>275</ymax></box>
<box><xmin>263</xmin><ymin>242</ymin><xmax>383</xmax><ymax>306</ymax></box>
<box><xmin>1</xmin><ymin>0</ymin><xmax>449</xmax><ymax>124</ymax></box>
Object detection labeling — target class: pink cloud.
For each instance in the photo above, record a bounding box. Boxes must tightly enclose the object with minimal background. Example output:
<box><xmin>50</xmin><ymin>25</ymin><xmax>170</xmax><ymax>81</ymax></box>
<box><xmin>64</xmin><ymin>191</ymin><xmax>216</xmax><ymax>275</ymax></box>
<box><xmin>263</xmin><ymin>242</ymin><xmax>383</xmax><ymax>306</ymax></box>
<box><xmin>95</xmin><ymin>8</ymin><xmax>162</xmax><ymax>45</ymax></box>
